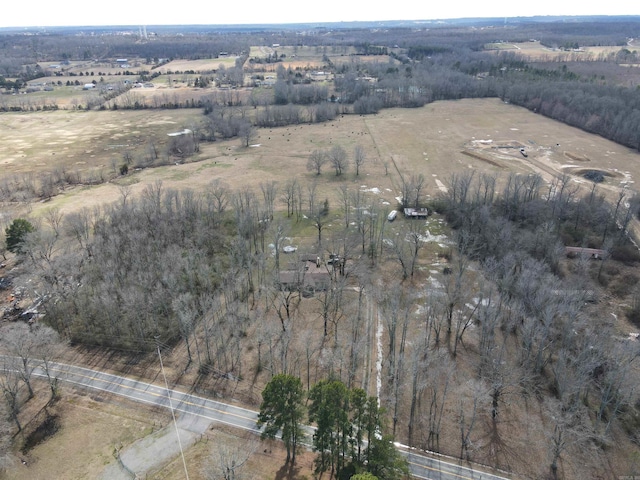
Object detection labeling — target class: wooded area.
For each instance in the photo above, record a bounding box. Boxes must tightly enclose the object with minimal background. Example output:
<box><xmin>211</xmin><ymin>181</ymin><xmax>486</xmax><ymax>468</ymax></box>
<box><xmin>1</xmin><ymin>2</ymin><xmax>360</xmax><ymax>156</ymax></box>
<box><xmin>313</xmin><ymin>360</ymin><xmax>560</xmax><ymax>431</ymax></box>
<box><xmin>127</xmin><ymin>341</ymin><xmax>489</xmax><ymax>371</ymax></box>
<box><xmin>1</xmin><ymin>16</ymin><xmax>640</xmax><ymax>480</ymax></box>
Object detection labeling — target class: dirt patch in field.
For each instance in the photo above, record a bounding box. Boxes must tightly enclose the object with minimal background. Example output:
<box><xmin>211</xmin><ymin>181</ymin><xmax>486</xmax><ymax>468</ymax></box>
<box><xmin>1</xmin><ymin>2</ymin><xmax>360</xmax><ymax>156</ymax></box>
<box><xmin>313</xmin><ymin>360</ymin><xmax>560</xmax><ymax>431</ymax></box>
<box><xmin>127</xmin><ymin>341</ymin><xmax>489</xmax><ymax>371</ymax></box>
<box><xmin>570</xmin><ymin>168</ymin><xmax>624</xmax><ymax>183</ymax></box>
<box><xmin>158</xmin><ymin>57</ymin><xmax>238</xmax><ymax>73</ymax></box>
<box><xmin>565</xmin><ymin>151</ymin><xmax>591</xmax><ymax>162</ymax></box>
<box><xmin>461</xmin><ymin>149</ymin><xmax>506</xmax><ymax>168</ymax></box>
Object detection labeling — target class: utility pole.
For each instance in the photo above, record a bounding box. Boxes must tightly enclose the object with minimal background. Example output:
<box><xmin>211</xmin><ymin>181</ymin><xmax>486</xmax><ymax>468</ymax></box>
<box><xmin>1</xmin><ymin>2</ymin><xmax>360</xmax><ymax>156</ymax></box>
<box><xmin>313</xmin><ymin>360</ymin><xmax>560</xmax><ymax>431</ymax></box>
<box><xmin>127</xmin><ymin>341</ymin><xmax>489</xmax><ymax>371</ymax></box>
<box><xmin>156</xmin><ymin>337</ymin><xmax>190</xmax><ymax>480</ymax></box>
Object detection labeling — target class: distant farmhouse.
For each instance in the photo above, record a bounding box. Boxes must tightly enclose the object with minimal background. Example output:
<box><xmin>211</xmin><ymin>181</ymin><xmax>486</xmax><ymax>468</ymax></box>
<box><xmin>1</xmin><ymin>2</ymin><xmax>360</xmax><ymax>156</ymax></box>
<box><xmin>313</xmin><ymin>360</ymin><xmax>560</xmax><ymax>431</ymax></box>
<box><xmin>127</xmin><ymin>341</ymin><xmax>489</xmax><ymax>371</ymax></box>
<box><xmin>306</xmin><ymin>71</ymin><xmax>333</xmax><ymax>82</ymax></box>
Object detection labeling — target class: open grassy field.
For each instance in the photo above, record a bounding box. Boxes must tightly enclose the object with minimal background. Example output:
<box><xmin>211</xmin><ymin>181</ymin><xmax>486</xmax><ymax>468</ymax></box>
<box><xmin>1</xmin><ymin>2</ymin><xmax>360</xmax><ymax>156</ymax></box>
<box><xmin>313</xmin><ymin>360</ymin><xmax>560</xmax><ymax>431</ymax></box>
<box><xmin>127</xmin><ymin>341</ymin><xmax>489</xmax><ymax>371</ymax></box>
<box><xmin>0</xmin><ymin>84</ymin><xmax>111</xmax><ymax>109</ymax></box>
<box><xmin>4</xmin><ymin>97</ymin><xmax>640</xmax><ymax>222</ymax></box>
<box><xmin>4</xmin><ymin>383</ymin><xmax>160</xmax><ymax>480</ymax></box>
<box><xmin>159</xmin><ymin>57</ymin><xmax>238</xmax><ymax>73</ymax></box>
<box><xmin>248</xmin><ymin>45</ymin><xmax>382</xmax><ymax>71</ymax></box>
<box><xmin>0</xmin><ymin>108</ymin><xmax>201</xmax><ymax>174</ymax></box>
<box><xmin>486</xmin><ymin>40</ymin><xmax>630</xmax><ymax>60</ymax></box>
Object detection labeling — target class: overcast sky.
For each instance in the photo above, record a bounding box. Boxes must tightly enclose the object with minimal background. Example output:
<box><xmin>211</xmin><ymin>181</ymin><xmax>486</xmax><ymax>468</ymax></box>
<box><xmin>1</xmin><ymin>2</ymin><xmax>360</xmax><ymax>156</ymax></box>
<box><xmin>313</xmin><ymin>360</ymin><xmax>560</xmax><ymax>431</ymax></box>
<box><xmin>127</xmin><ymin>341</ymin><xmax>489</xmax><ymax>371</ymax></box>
<box><xmin>3</xmin><ymin>1</ymin><xmax>639</xmax><ymax>28</ymax></box>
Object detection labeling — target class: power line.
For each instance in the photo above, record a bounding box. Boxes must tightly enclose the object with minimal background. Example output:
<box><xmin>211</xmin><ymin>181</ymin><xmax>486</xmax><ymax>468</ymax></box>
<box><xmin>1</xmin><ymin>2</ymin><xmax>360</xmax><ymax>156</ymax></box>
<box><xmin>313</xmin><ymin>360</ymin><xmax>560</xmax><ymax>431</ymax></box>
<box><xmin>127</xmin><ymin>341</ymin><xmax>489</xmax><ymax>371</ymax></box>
<box><xmin>156</xmin><ymin>339</ymin><xmax>190</xmax><ymax>480</ymax></box>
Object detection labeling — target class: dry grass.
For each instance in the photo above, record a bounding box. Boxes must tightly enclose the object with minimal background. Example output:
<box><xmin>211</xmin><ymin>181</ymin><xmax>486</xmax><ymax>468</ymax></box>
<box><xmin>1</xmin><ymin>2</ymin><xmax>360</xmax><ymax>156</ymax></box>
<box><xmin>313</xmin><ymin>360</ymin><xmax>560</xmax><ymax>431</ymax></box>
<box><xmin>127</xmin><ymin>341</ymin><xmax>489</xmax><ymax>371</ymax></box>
<box><xmin>485</xmin><ymin>41</ymin><xmax>628</xmax><ymax>60</ymax></box>
<box><xmin>0</xmin><ymin>109</ymin><xmax>200</xmax><ymax>174</ymax></box>
<box><xmin>159</xmin><ymin>57</ymin><xmax>238</xmax><ymax>73</ymax></box>
<box><xmin>5</xmin><ymin>385</ymin><xmax>161</xmax><ymax>480</ymax></box>
<box><xmin>5</xmin><ymin>97</ymin><xmax>639</xmax><ymax>229</ymax></box>
<box><xmin>3</xmin><ymin>382</ymin><xmax>314</xmax><ymax>480</ymax></box>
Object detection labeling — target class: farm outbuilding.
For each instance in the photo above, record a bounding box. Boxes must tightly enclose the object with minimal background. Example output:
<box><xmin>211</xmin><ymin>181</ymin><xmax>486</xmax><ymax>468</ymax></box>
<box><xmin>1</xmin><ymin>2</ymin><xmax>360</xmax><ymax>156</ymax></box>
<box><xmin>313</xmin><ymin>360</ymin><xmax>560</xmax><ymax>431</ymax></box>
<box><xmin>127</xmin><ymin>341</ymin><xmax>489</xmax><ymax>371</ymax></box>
<box><xmin>565</xmin><ymin>246</ymin><xmax>607</xmax><ymax>259</ymax></box>
<box><xmin>403</xmin><ymin>207</ymin><xmax>429</xmax><ymax>219</ymax></box>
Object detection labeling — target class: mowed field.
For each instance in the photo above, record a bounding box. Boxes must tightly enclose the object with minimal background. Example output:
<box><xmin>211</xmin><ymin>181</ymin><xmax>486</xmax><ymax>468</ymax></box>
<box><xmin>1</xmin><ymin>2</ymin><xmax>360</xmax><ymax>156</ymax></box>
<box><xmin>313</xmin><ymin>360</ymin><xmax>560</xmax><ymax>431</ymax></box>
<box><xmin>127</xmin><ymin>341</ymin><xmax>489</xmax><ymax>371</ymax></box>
<box><xmin>159</xmin><ymin>56</ymin><xmax>238</xmax><ymax>73</ymax></box>
<box><xmin>3</xmin><ymin>97</ymin><xmax>640</xmax><ymax>223</ymax></box>
<box><xmin>486</xmin><ymin>40</ymin><xmax>631</xmax><ymax>60</ymax></box>
<box><xmin>0</xmin><ymin>109</ymin><xmax>200</xmax><ymax>175</ymax></box>
<box><xmin>246</xmin><ymin>44</ymin><xmax>392</xmax><ymax>71</ymax></box>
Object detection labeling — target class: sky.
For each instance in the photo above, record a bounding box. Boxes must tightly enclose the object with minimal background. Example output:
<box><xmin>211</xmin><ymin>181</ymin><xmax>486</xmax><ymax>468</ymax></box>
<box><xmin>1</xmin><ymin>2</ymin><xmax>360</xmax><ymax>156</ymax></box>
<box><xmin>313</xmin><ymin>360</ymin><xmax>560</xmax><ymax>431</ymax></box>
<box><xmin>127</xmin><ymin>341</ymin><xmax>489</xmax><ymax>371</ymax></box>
<box><xmin>3</xmin><ymin>0</ymin><xmax>640</xmax><ymax>28</ymax></box>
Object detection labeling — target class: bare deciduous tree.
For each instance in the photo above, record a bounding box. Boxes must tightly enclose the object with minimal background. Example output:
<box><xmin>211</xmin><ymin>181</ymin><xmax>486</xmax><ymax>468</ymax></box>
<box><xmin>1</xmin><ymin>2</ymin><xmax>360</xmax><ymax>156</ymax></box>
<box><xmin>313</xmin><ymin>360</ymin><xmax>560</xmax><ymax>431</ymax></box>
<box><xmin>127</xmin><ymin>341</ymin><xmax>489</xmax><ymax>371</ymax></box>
<box><xmin>281</xmin><ymin>178</ymin><xmax>298</xmax><ymax>218</ymax></box>
<box><xmin>387</xmin><ymin>218</ymin><xmax>425</xmax><ymax>280</ymax></box>
<box><xmin>410</xmin><ymin>173</ymin><xmax>425</xmax><ymax>208</ymax></box>
<box><xmin>328</xmin><ymin>145</ymin><xmax>348</xmax><ymax>176</ymax></box>
<box><xmin>208</xmin><ymin>179</ymin><xmax>230</xmax><ymax>215</ymax></box>
<box><xmin>306</xmin><ymin>180</ymin><xmax>317</xmax><ymax>216</ymax></box>
<box><xmin>354</xmin><ymin>145</ymin><xmax>366</xmax><ymax>176</ymax></box>
<box><xmin>424</xmin><ymin>351</ymin><xmax>454</xmax><ymax>452</ymax></box>
<box><xmin>260</xmin><ymin>180</ymin><xmax>278</xmax><ymax>221</ymax></box>
<box><xmin>173</xmin><ymin>292</ymin><xmax>198</xmax><ymax>367</ymax></box>
<box><xmin>239</xmin><ymin>121</ymin><xmax>257</xmax><ymax>148</ymax></box>
<box><xmin>204</xmin><ymin>435</ymin><xmax>259</xmax><ymax>480</ymax></box>
<box><xmin>544</xmin><ymin>398</ymin><xmax>592</xmax><ymax>480</ymax></box>
<box><xmin>379</xmin><ymin>283</ymin><xmax>412</xmax><ymax>436</ymax></box>
<box><xmin>0</xmin><ymin>359</ymin><xmax>23</xmax><ymax>431</ymax></box>
<box><xmin>0</xmin><ymin>322</ymin><xmax>50</xmax><ymax>400</ymax></box>
<box><xmin>43</xmin><ymin>207</ymin><xmax>63</xmax><ymax>237</ymax></box>
<box><xmin>64</xmin><ymin>207</ymin><xmax>94</xmax><ymax>257</ymax></box>
<box><xmin>307</xmin><ymin>149</ymin><xmax>327</xmax><ymax>176</ymax></box>
<box><xmin>458</xmin><ymin>379</ymin><xmax>488</xmax><ymax>461</ymax></box>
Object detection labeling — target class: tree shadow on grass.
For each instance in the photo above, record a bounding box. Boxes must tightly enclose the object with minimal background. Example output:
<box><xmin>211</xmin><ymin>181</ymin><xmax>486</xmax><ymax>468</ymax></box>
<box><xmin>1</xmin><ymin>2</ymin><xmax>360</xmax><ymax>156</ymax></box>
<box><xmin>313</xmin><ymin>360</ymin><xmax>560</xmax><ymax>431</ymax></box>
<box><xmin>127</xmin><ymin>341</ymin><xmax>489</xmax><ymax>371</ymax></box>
<box><xmin>274</xmin><ymin>461</ymin><xmax>302</xmax><ymax>480</ymax></box>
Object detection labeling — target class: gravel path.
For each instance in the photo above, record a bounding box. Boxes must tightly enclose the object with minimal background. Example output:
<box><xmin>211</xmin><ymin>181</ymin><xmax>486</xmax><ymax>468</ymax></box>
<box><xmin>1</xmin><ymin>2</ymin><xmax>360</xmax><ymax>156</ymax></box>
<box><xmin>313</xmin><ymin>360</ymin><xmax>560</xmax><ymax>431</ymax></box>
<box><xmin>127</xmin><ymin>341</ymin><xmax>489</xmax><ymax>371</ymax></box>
<box><xmin>99</xmin><ymin>413</ymin><xmax>213</xmax><ymax>479</ymax></box>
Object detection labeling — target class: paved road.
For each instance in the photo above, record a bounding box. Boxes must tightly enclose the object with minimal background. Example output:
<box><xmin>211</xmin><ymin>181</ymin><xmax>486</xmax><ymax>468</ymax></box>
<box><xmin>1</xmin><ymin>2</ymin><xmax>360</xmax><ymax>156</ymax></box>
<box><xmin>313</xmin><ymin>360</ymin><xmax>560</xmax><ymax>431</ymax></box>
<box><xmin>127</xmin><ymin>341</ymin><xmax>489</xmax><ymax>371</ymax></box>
<box><xmin>30</xmin><ymin>360</ymin><xmax>510</xmax><ymax>480</ymax></box>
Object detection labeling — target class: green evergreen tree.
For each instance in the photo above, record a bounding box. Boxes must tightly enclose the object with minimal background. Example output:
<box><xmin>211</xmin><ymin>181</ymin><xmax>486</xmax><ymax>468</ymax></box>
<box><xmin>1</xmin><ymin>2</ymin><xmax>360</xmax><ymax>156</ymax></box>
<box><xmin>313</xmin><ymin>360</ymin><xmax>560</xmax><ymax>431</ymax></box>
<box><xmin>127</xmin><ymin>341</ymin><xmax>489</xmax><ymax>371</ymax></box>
<box><xmin>350</xmin><ymin>388</ymin><xmax>368</xmax><ymax>464</ymax></box>
<box><xmin>350</xmin><ymin>473</ymin><xmax>378</xmax><ymax>480</ymax></box>
<box><xmin>5</xmin><ymin>219</ymin><xmax>34</xmax><ymax>254</ymax></box>
<box><xmin>309</xmin><ymin>379</ymin><xmax>408</xmax><ymax>479</ymax></box>
<box><xmin>308</xmin><ymin>379</ymin><xmax>351</xmax><ymax>477</ymax></box>
<box><xmin>257</xmin><ymin>374</ymin><xmax>305</xmax><ymax>464</ymax></box>
<box><xmin>366</xmin><ymin>434</ymin><xmax>409</xmax><ymax>480</ymax></box>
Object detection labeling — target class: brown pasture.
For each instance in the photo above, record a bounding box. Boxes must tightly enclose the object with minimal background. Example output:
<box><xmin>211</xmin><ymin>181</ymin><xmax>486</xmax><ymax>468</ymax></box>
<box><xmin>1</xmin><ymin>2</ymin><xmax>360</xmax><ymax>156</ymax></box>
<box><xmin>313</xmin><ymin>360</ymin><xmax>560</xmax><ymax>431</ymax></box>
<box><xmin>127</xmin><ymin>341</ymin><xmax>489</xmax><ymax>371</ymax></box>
<box><xmin>486</xmin><ymin>40</ymin><xmax>629</xmax><ymax>60</ymax></box>
<box><xmin>0</xmin><ymin>109</ymin><xmax>201</xmax><ymax>175</ymax></box>
<box><xmin>332</xmin><ymin>54</ymin><xmax>396</xmax><ymax>66</ymax></box>
<box><xmin>159</xmin><ymin>57</ymin><xmax>238</xmax><ymax>73</ymax></box>
<box><xmin>3</xmin><ymin>98</ymin><xmax>640</xmax><ymax>222</ymax></box>
<box><xmin>248</xmin><ymin>45</ymin><xmax>374</xmax><ymax>71</ymax></box>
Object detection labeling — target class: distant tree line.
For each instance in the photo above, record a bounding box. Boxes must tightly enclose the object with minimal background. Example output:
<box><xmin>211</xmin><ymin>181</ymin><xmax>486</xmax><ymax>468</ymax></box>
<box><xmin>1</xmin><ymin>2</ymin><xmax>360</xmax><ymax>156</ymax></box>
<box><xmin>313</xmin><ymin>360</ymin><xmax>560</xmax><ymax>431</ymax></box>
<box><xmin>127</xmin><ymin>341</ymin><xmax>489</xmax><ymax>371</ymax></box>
<box><xmin>501</xmin><ymin>77</ymin><xmax>640</xmax><ymax>151</ymax></box>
